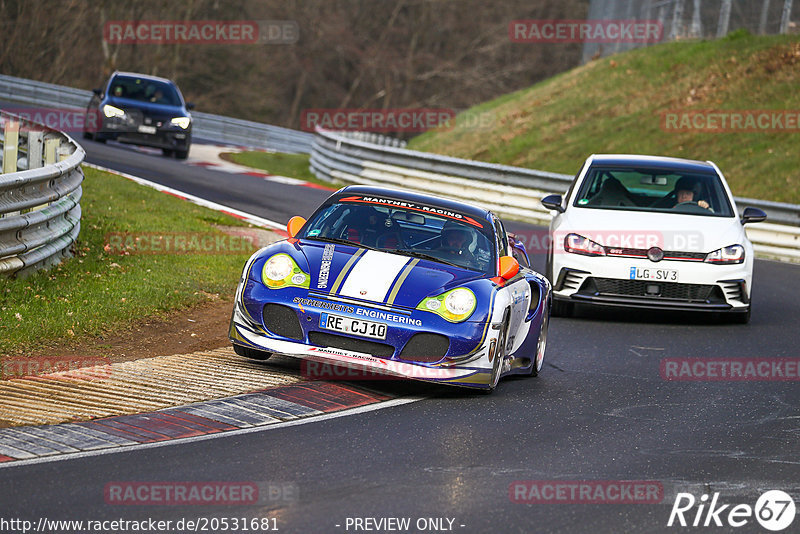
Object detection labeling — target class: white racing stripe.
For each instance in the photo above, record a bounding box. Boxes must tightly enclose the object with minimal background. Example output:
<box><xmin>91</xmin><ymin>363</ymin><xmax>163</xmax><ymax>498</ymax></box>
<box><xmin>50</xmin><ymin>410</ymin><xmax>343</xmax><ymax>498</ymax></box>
<box><xmin>339</xmin><ymin>250</ymin><xmax>410</xmax><ymax>302</ymax></box>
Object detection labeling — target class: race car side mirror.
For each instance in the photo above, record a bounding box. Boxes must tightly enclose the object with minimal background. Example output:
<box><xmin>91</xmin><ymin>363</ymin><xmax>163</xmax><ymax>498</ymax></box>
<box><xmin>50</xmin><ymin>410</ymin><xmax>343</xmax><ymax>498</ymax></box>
<box><xmin>541</xmin><ymin>194</ymin><xmax>565</xmax><ymax>213</ymax></box>
<box><xmin>287</xmin><ymin>216</ymin><xmax>306</xmax><ymax>238</ymax></box>
<box><xmin>740</xmin><ymin>207</ymin><xmax>767</xmax><ymax>225</ymax></box>
<box><xmin>498</xmin><ymin>256</ymin><xmax>520</xmax><ymax>280</ymax></box>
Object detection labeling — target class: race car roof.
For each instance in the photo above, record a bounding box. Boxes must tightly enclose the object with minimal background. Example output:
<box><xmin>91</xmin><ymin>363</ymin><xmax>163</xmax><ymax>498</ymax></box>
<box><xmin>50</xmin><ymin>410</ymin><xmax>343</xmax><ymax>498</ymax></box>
<box><xmin>335</xmin><ymin>185</ymin><xmax>492</xmax><ymax>222</ymax></box>
<box><xmin>588</xmin><ymin>154</ymin><xmax>717</xmax><ymax>174</ymax></box>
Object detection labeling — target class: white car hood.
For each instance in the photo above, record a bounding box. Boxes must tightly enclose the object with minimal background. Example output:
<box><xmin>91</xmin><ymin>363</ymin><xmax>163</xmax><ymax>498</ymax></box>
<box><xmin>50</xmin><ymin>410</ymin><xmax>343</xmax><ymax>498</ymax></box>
<box><xmin>556</xmin><ymin>208</ymin><xmax>745</xmax><ymax>253</ymax></box>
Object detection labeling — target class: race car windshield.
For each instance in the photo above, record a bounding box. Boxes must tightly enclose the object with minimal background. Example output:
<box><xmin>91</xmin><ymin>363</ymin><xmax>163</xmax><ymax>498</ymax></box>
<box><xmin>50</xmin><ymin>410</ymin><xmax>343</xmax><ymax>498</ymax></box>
<box><xmin>300</xmin><ymin>199</ymin><xmax>496</xmax><ymax>274</ymax></box>
<box><xmin>573</xmin><ymin>167</ymin><xmax>734</xmax><ymax>217</ymax></box>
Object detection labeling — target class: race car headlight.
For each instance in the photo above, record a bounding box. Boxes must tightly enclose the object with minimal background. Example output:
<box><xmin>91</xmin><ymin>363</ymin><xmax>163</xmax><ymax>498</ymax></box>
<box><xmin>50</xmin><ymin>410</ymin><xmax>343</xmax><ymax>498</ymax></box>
<box><xmin>704</xmin><ymin>244</ymin><xmax>745</xmax><ymax>264</ymax></box>
<box><xmin>170</xmin><ymin>116</ymin><xmax>191</xmax><ymax>129</ymax></box>
<box><xmin>102</xmin><ymin>104</ymin><xmax>126</xmax><ymax>119</ymax></box>
<box><xmin>261</xmin><ymin>254</ymin><xmax>310</xmax><ymax>289</ymax></box>
<box><xmin>417</xmin><ymin>288</ymin><xmax>476</xmax><ymax>322</ymax></box>
<box><xmin>564</xmin><ymin>233</ymin><xmax>606</xmax><ymax>256</ymax></box>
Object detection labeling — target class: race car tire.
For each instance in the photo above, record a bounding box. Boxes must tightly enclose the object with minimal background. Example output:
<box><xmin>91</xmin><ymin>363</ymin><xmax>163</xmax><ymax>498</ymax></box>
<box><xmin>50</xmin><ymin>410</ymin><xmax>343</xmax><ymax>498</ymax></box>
<box><xmin>233</xmin><ymin>344</ymin><xmax>272</xmax><ymax>361</ymax></box>
<box><xmin>528</xmin><ymin>306</ymin><xmax>549</xmax><ymax>377</ymax></box>
<box><xmin>487</xmin><ymin>312</ymin><xmax>509</xmax><ymax>392</ymax></box>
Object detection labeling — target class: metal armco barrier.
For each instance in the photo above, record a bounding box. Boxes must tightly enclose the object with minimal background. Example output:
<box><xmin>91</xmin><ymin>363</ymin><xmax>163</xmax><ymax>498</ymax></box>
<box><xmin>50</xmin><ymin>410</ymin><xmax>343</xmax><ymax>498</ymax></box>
<box><xmin>310</xmin><ymin>128</ymin><xmax>800</xmax><ymax>263</ymax></box>
<box><xmin>0</xmin><ymin>74</ymin><xmax>313</xmax><ymax>154</ymax></box>
<box><xmin>0</xmin><ymin>111</ymin><xmax>84</xmax><ymax>277</ymax></box>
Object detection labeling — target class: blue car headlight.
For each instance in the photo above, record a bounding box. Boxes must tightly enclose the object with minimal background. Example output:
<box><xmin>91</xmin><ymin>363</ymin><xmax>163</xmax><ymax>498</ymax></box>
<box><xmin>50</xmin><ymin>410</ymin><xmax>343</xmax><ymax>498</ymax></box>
<box><xmin>417</xmin><ymin>288</ymin><xmax>477</xmax><ymax>322</ymax></box>
<box><xmin>103</xmin><ymin>104</ymin><xmax>126</xmax><ymax>119</ymax></box>
<box><xmin>170</xmin><ymin>116</ymin><xmax>191</xmax><ymax>129</ymax></box>
<box><xmin>261</xmin><ymin>254</ymin><xmax>310</xmax><ymax>289</ymax></box>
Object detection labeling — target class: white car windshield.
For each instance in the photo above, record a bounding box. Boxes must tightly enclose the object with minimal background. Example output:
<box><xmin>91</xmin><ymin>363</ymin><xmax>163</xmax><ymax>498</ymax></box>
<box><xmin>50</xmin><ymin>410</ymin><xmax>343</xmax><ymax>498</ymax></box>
<box><xmin>573</xmin><ymin>167</ymin><xmax>734</xmax><ymax>217</ymax></box>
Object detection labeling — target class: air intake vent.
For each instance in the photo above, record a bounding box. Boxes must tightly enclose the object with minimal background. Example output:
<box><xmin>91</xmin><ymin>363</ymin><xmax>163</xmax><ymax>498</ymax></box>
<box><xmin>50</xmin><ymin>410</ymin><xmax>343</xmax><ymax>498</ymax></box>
<box><xmin>399</xmin><ymin>333</ymin><xmax>450</xmax><ymax>363</ymax></box>
<box><xmin>262</xmin><ymin>304</ymin><xmax>304</xmax><ymax>340</ymax></box>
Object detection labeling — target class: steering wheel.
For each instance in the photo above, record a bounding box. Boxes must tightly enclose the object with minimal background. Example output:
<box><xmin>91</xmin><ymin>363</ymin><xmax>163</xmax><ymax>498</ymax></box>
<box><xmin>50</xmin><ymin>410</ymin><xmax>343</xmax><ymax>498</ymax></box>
<box><xmin>673</xmin><ymin>201</ymin><xmax>710</xmax><ymax>214</ymax></box>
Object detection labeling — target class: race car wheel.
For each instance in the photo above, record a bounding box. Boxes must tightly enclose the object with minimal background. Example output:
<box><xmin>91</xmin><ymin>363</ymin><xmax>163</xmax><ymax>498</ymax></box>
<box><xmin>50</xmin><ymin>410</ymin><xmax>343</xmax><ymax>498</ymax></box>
<box><xmin>487</xmin><ymin>313</ymin><xmax>509</xmax><ymax>392</ymax></box>
<box><xmin>528</xmin><ymin>306</ymin><xmax>549</xmax><ymax>377</ymax></box>
<box><xmin>233</xmin><ymin>344</ymin><xmax>272</xmax><ymax>361</ymax></box>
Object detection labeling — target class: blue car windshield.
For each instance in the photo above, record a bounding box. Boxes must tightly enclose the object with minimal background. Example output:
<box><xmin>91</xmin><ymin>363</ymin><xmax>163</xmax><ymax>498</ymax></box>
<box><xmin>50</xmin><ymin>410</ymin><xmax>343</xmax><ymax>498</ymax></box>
<box><xmin>300</xmin><ymin>196</ymin><xmax>496</xmax><ymax>274</ymax></box>
<box><xmin>109</xmin><ymin>76</ymin><xmax>182</xmax><ymax>107</ymax></box>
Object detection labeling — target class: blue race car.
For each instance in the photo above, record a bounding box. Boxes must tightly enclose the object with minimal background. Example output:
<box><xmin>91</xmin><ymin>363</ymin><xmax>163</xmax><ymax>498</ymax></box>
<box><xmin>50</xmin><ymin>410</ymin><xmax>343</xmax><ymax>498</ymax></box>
<box><xmin>230</xmin><ymin>185</ymin><xmax>551</xmax><ymax>391</ymax></box>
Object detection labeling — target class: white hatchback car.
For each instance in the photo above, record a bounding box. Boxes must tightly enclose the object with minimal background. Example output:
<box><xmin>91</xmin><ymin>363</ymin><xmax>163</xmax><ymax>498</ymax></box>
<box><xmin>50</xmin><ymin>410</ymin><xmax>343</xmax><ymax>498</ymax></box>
<box><xmin>542</xmin><ymin>155</ymin><xmax>767</xmax><ymax>323</ymax></box>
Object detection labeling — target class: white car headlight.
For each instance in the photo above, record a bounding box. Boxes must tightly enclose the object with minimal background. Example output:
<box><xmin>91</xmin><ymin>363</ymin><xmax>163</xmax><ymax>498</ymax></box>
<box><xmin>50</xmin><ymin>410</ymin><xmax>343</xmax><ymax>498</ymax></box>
<box><xmin>704</xmin><ymin>244</ymin><xmax>744</xmax><ymax>264</ymax></box>
<box><xmin>170</xmin><ymin>116</ymin><xmax>191</xmax><ymax>129</ymax></box>
<box><xmin>102</xmin><ymin>104</ymin><xmax>126</xmax><ymax>119</ymax></box>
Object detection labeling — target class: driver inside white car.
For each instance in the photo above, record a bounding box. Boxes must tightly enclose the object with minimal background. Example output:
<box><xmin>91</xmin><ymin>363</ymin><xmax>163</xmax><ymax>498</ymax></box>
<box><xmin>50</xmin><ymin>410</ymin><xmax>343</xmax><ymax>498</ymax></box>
<box><xmin>673</xmin><ymin>176</ymin><xmax>710</xmax><ymax>210</ymax></box>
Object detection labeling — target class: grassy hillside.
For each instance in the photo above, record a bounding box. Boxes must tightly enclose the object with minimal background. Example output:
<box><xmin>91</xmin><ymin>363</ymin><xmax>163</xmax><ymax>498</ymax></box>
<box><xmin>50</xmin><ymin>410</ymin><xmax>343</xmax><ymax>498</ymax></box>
<box><xmin>410</xmin><ymin>31</ymin><xmax>800</xmax><ymax>204</ymax></box>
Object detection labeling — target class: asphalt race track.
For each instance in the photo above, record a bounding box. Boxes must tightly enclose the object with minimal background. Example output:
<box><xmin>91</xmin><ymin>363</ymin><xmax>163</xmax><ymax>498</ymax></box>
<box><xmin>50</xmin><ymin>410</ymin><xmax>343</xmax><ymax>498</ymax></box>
<box><xmin>3</xmin><ymin>139</ymin><xmax>798</xmax><ymax>534</ymax></box>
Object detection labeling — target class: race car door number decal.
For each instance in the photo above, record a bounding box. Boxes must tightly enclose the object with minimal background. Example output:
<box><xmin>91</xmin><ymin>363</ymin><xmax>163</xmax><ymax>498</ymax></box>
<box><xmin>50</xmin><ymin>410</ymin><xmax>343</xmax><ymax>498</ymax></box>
<box><xmin>320</xmin><ymin>312</ymin><xmax>388</xmax><ymax>340</ymax></box>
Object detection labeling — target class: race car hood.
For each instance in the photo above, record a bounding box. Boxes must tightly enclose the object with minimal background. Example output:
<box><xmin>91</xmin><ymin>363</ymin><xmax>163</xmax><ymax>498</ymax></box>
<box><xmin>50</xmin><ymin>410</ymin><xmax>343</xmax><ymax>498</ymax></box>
<box><xmin>297</xmin><ymin>240</ymin><xmax>485</xmax><ymax>308</ymax></box>
<box><xmin>557</xmin><ymin>208</ymin><xmax>744</xmax><ymax>253</ymax></box>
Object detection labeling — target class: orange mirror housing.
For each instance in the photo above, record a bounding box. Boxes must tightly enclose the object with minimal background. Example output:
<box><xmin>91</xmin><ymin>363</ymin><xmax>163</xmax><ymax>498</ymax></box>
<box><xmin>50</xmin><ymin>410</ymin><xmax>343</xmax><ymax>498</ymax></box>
<box><xmin>287</xmin><ymin>216</ymin><xmax>306</xmax><ymax>238</ymax></box>
<box><xmin>498</xmin><ymin>256</ymin><xmax>520</xmax><ymax>280</ymax></box>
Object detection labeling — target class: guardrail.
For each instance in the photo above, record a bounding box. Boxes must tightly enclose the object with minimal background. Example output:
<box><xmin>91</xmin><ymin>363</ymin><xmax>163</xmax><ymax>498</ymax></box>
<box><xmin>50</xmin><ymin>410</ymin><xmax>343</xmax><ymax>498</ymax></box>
<box><xmin>0</xmin><ymin>74</ymin><xmax>313</xmax><ymax>154</ymax></box>
<box><xmin>310</xmin><ymin>128</ymin><xmax>800</xmax><ymax>263</ymax></box>
<box><xmin>0</xmin><ymin>111</ymin><xmax>84</xmax><ymax>277</ymax></box>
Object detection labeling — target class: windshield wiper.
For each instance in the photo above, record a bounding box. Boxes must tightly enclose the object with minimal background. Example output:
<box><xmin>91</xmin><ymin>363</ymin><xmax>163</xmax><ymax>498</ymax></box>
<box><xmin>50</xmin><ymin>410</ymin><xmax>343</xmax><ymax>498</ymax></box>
<box><xmin>306</xmin><ymin>236</ymin><xmax>379</xmax><ymax>251</ymax></box>
<box><xmin>393</xmin><ymin>249</ymin><xmax>463</xmax><ymax>268</ymax></box>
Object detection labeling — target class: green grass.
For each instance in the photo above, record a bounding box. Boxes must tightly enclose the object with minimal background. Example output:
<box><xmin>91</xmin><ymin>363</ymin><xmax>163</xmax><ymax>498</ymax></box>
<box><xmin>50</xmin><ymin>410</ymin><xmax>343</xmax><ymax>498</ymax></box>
<box><xmin>410</xmin><ymin>31</ymin><xmax>800</xmax><ymax>204</ymax></box>
<box><xmin>220</xmin><ymin>151</ymin><xmax>337</xmax><ymax>188</ymax></box>
<box><xmin>0</xmin><ymin>166</ymin><xmax>256</xmax><ymax>355</ymax></box>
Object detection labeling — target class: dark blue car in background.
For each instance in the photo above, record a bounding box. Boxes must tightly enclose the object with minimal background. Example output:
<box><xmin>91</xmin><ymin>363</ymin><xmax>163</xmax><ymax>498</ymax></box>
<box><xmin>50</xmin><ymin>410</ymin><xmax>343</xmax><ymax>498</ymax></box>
<box><xmin>84</xmin><ymin>71</ymin><xmax>193</xmax><ymax>159</ymax></box>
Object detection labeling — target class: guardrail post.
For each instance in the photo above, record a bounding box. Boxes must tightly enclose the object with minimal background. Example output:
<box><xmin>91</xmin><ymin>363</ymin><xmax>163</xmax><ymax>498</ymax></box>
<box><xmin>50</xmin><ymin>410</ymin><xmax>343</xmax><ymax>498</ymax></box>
<box><xmin>27</xmin><ymin>131</ymin><xmax>43</xmax><ymax>169</ymax></box>
<box><xmin>2</xmin><ymin>119</ymin><xmax>20</xmax><ymax>217</ymax></box>
<box><xmin>44</xmin><ymin>136</ymin><xmax>59</xmax><ymax>165</ymax></box>
<box><xmin>3</xmin><ymin>119</ymin><xmax>19</xmax><ymax>174</ymax></box>
<box><xmin>23</xmin><ymin>131</ymin><xmax>45</xmax><ymax>213</ymax></box>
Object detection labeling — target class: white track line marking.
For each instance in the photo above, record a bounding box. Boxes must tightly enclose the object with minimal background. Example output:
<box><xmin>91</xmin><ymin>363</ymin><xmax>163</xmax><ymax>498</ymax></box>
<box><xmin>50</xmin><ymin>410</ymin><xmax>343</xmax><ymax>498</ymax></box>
<box><xmin>82</xmin><ymin>162</ymin><xmax>285</xmax><ymax>230</ymax></box>
<box><xmin>0</xmin><ymin>396</ymin><xmax>423</xmax><ymax>470</ymax></box>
